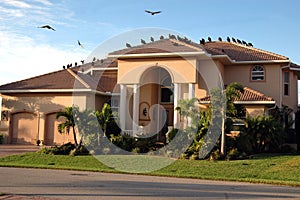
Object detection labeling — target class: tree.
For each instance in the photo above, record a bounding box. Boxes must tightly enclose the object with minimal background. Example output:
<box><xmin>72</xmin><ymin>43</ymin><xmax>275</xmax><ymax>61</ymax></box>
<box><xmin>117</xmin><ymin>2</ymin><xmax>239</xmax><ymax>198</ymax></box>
<box><xmin>96</xmin><ymin>103</ymin><xmax>114</xmax><ymax>137</ymax></box>
<box><xmin>56</xmin><ymin>105</ymin><xmax>80</xmax><ymax>148</ymax></box>
<box><xmin>243</xmin><ymin>115</ymin><xmax>284</xmax><ymax>153</ymax></box>
<box><xmin>225</xmin><ymin>82</ymin><xmax>244</xmax><ymax>117</ymax></box>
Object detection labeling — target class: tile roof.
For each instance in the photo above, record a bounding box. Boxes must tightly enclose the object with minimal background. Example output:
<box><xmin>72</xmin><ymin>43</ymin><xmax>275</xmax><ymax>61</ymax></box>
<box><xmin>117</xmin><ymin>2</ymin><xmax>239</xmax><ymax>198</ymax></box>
<box><xmin>0</xmin><ymin>69</ymin><xmax>104</xmax><ymax>92</ymax></box>
<box><xmin>199</xmin><ymin>87</ymin><xmax>274</xmax><ymax>103</ymax></box>
<box><xmin>0</xmin><ymin>69</ymin><xmax>82</xmax><ymax>91</ymax></box>
<box><xmin>109</xmin><ymin>39</ymin><xmax>203</xmax><ymax>56</ymax></box>
<box><xmin>200</xmin><ymin>41</ymin><xmax>289</xmax><ymax>61</ymax></box>
<box><xmin>109</xmin><ymin>38</ymin><xmax>289</xmax><ymax>62</ymax></box>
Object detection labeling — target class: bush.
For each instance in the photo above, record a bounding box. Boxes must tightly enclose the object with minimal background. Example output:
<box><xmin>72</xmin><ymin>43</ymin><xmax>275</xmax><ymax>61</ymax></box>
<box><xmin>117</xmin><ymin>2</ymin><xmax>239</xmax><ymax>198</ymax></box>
<box><xmin>0</xmin><ymin>134</ymin><xmax>3</xmax><ymax>144</ymax></box>
<box><xmin>38</xmin><ymin>142</ymin><xmax>89</xmax><ymax>156</ymax></box>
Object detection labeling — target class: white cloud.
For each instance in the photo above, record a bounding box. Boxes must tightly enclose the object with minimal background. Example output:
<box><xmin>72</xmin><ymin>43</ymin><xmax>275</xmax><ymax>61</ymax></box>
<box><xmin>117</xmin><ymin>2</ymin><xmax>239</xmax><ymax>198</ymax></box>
<box><xmin>0</xmin><ymin>31</ymin><xmax>89</xmax><ymax>85</ymax></box>
<box><xmin>0</xmin><ymin>6</ymin><xmax>24</xmax><ymax>17</ymax></box>
<box><xmin>2</xmin><ymin>0</ymin><xmax>31</xmax><ymax>8</ymax></box>
<box><xmin>29</xmin><ymin>0</ymin><xmax>53</xmax><ymax>6</ymax></box>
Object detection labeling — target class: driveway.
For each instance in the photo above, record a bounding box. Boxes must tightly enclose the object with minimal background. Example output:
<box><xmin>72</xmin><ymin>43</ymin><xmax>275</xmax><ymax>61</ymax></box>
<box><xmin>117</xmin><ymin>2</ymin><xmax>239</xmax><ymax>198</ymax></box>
<box><xmin>0</xmin><ymin>167</ymin><xmax>300</xmax><ymax>200</ymax></box>
<box><xmin>0</xmin><ymin>145</ymin><xmax>40</xmax><ymax>157</ymax></box>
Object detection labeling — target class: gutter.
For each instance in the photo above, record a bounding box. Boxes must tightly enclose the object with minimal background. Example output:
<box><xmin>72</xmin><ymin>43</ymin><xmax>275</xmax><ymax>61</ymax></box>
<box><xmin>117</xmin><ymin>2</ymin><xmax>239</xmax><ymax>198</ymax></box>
<box><xmin>0</xmin><ymin>89</ymin><xmax>111</xmax><ymax>96</ymax></box>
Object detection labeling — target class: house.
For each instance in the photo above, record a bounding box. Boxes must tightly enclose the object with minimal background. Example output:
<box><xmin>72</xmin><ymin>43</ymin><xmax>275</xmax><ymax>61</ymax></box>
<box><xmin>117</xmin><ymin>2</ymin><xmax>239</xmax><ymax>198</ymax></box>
<box><xmin>0</xmin><ymin>36</ymin><xmax>299</xmax><ymax>146</ymax></box>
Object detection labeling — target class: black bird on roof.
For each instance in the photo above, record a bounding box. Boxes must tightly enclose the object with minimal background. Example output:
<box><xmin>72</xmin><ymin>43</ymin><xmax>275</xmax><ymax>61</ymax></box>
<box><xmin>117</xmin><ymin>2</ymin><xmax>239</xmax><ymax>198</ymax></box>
<box><xmin>236</xmin><ymin>39</ymin><xmax>242</xmax><ymax>44</ymax></box>
<box><xmin>81</xmin><ymin>60</ymin><xmax>84</xmax><ymax>64</ymax></box>
<box><xmin>145</xmin><ymin>10</ymin><xmax>162</xmax><ymax>15</ymax></box>
<box><xmin>38</xmin><ymin>25</ymin><xmax>56</xmax><ymax>31</ymax></box>
<box><xmin>248</xmin><ymin>42</ymin><xmax>253</xmax><ymax>47</ymax></box>
<box><xmin>126</xmin><ymin>43</ymin><xmax>131</xmax><ymax>48</ymax></box>
<box><xmin>160</xmin><ymin>35</ymin><xmax>164</xmax><ymax>40</ymax></box>
<box><xmin>232</xmin><ymin>37</ymin><xmax>236</xmax><ymax>43</ymax></box>
<box><xmin>200</xmin><ymin>38</ymin><xmax>205</xmax><ymax>45</ymax></box>
<box><xmin>150</xmin><ymin>37</ymin><xmax>155</xmax><ymax>42</ymax></box>
<box><xmin>208</xmin><ymin>37</ymin><xmax>212</xmax><ymax>42</ymax></box>
<box><xmin>77</xmin><ymin>40</ymin><xmax>84</xmax><ymax>48</ymax></box>
<box><xmin>218</xmin><ymin>37</ymin><xmax>222</xmax><ymax>42</ymax></box>
<box><xmin>227</xmin><ymin>36</ymin><xmax>231</xmax><ymax>42</ymax></box>
<box><xmin>242</xmin><ymin>40</ymin><xmax>247</xmax><ymax>45</ymax></box>
<box><xmin>141</xmin><ymin>39</ymin><xmax>146</xmax><ymax>44</ymax></box>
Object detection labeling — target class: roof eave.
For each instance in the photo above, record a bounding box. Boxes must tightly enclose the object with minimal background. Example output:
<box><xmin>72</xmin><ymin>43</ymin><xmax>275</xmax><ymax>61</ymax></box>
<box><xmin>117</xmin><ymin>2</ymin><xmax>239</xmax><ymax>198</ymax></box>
<box><xmin>234</xmin><ymin>101</ymin><xmax>276</xmax><ymax>105</ymax></box>
<box><xmin>199</xmin><ymin>100</ymin><xmax>276</xmax><ymax>105</ymax></box>
<box><xmin>211</xmin><ymin>55</ymin><xmax>290</xmax><ymax>64</ymax></box>
<box><xmin>0</xmin><ymin>89</ymin><xmax>111</xmax><ymax>96</ymax></box>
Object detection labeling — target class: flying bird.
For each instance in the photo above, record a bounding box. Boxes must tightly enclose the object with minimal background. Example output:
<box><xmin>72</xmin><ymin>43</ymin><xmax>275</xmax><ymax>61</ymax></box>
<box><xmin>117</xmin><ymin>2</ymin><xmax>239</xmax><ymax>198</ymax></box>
<box><xmin>145</xmin><ymin>10</ymin><xmax>162</xmax><ymax>15</ymax></box>
<box><xmin>77</xmin><ymin>40</ymin><xmax>84</xmax><ymax>48</ymax></box>
<box><xmin>38</xmin><ymin>25</ymin><xmax>56</xmax><ymax>31</ymax></box>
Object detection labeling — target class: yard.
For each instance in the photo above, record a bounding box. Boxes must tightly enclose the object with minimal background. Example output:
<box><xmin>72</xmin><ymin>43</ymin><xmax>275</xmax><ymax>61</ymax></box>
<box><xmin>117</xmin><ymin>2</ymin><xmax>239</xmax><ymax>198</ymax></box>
<box><xmin>0</xmin><ymin>152</ymin><xmax>299</xmax><ymax>186</ymax></box>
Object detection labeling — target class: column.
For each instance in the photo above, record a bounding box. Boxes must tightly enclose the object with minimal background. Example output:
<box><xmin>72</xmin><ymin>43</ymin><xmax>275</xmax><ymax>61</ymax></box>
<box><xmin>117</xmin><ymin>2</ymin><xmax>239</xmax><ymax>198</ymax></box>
<box><xmin>119</xmin><ymin>84</ymin><xmax>127</xmax><ymax>133</ymax></box>
<box><xmin>173</xmin><ymin>83</ymin><xmax>179</xmax><ymax>128</ymax></box>
<box><xmin>188</xmin><ymin>83</ymin><xmax>195</xmax><ymax>99</ymax></box>
<box><xmin>132</xmin><ymin>84</ymin><xmax>139</xmax><ymax>136</ymax></box>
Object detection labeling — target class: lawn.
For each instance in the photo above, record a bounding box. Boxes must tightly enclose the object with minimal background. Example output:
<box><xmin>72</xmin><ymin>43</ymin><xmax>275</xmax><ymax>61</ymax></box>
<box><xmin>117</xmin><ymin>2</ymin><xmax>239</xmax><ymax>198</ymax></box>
<box><xmin>0</xmin><ymin>152</ymin><xmax>299</xmax><ymax>186</ymax></box>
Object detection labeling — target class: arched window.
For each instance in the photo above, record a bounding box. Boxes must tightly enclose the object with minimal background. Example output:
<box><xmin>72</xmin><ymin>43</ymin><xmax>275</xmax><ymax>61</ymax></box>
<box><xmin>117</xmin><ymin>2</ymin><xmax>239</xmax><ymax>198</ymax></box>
<box><xmin>251</xmin><ymin>65</ymin><xmax>265</xmax><ymax>81</ymax></box>
<box><xmin>160</xmin><ymin>76</ymin><xmax>174</xmax><ymax>103</ymax></box>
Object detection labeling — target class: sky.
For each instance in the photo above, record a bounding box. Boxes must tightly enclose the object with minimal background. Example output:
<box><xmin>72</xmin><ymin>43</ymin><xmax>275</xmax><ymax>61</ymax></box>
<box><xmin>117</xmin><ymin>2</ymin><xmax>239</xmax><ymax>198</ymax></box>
<box><xmin>1</xmin><ymin>0</ymin><xmax>300</xmax><ymax>89</ymax></box>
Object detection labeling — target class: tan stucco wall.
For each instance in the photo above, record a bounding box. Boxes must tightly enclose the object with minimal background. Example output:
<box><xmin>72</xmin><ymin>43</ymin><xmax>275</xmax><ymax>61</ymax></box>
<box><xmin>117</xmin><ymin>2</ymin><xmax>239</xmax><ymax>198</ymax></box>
<box><xmin>117</xmin><ymin>57</ymin><xmax>197</xmax><ymax>84</ymax></box>
<box><xmin>0</xmin><ymin>92</ymin><xmax>107</xmax><ymax>145</ymax></box>
<box><xmin>225</xmin><ymin>64</ymin><xmax>281</xmax><ymax>104</ymax></box>
<box><xmin>245</xmin><ymin>105</ymin><xmax>267</xmax><ymax>117</ymax></box>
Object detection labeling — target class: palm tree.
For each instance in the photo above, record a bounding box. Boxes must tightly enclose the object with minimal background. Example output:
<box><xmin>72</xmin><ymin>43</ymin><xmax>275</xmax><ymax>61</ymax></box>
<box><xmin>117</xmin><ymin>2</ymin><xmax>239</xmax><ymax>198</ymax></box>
<box><xmin>225</xmin><ymin>82</ymin><xmax>244</xmax><ymax>117</ymax></box>
<box><xmin>56</xmin><ymin>106</ymin><xmax>79</xmax><ymax>147</ymax></box>
<box><xmin>96</xmin><ymin>103</ymin><xmax>113</xmax><ymax>137</ymax></box>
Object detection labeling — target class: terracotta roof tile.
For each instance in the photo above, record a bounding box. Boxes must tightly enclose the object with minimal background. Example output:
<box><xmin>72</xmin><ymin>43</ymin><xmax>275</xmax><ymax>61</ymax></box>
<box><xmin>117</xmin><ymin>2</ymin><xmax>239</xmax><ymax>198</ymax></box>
<box><xmin>109</xmin><ymin>39</ymin><xmax>202</xmax><ymax>56</ymax></box>
<box><xmin>200</xmin><ymin>87</ymin><xmax>274</xmax><ymax>103</ymax></box>
<box><xmin>0</xmin><ymin>66</ymin><xmax>117</xmax><ymax>93</ymax></box>
<box><xmin>0</xmin><ymin>69</ymin><xmax>88</xmax><ymax>91</ymax></box>
<box><xmin>200</xmin><ymin>41</ymin><xmax>289</xmax><ymax>61</ymax></box>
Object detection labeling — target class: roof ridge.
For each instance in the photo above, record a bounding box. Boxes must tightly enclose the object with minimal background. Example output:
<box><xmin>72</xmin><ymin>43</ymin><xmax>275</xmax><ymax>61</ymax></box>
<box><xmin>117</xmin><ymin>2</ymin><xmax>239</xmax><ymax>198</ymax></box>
<box><xmin>67</xmin><ymin>68</ymin><xmax>90</xmax><ymax>89</ymax></box>
<box><xmin>228</xmin><ymin>41</ymin><xmax>289</xmax><ymax>60</ymax></box>
<box><xmin>169</xmin><ymin>39</ymin><xmax>205</xmax><ymax>52</ymax></box>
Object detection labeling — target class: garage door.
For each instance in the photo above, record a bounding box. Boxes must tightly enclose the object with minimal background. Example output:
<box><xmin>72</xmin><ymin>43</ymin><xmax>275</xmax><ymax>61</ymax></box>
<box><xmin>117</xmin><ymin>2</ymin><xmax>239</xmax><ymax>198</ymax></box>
<box><xmin>44</xmin><ymin>113</ymin><xmax>74</xmax><ymax>146</ymax></box>
<box><xmin>11</xmin><ymin>112</ymin><xmax>38</xmax><ymax>144</ymax></box>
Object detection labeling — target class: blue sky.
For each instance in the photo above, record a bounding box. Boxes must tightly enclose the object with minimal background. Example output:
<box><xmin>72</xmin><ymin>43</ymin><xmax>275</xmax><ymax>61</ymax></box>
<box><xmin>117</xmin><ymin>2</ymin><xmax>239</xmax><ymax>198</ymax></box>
<box><xmin>1</xmin><ymin>0</ymin><xmax>300</xmax><ymax>89</ymax></box>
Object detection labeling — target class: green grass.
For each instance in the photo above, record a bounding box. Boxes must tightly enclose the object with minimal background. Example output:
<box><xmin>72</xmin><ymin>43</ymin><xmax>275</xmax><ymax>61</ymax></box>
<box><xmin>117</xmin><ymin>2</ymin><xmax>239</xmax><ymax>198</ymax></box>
<box><xmin>0</xmin><ymin>152</ymin><xmax>299</xmax><ymax>186</ymax></box>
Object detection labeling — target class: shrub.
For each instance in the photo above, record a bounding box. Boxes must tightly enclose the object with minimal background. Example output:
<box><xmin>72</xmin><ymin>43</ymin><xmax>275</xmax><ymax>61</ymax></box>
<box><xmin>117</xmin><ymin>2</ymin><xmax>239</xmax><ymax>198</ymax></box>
<box><xmin>0</xmin><ymin>134</ymin><xmax>4</xmax><ymax>144</ymax></box>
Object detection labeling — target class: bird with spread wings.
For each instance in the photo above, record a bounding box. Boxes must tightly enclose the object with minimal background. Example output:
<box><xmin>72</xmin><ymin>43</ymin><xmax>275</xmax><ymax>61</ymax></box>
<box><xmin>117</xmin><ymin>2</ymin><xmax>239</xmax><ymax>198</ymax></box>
<box><xmin>77</xmin><ymin>40</ymin><xmax>84</xmax><ymax>48</ymax></box>
<box><xmin>38</xmin><ymin>25</ymin><xmax>56</xmax><ymax>31</ymax></box>
<box><xmin>145</xmin><ymin>10</ymin><xmax>162</xmax><ymax>15</ymax></box>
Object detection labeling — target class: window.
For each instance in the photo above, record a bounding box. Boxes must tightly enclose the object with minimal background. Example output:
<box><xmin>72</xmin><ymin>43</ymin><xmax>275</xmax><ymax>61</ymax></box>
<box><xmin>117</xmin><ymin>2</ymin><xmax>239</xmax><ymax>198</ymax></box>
<box><xmin>284</xmin><ymin>72</ymin><xmax>290</xmax><ymax>96</ymax></box>
<box><xmin>160</xmin><ymin>77</ymin><xmax>174</xmax><ymax>103</ymax></box>
<box><xmin>251</xmin><ymin>65</ymin><xmax>265</xmax><ymax>81</ymax></box>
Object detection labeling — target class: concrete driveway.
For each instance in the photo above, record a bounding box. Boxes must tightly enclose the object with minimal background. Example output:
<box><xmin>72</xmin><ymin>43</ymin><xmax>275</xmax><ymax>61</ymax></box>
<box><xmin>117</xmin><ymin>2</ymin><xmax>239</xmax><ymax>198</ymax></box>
<box><xmin>0</xmin><ymin>167</ymin><xmax>300</xmax><ymax>200</ymax></box>
<box><xmin>0</xmin><ymin>145</ymin><xmax>40</xmax><ymax>157</ymax></box>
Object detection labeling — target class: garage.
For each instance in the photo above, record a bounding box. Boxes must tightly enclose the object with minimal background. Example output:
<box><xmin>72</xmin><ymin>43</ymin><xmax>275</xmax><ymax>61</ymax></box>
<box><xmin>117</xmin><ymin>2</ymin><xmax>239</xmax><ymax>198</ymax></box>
<box><xmin>44</xmin><ymin>113</ymin><xmax>74</xmax><ymax>146</ymax></box>
<box><xmin>10</xmin><ymin>111</ymin><xmax>38</xmax><ymax>144</ymax></box>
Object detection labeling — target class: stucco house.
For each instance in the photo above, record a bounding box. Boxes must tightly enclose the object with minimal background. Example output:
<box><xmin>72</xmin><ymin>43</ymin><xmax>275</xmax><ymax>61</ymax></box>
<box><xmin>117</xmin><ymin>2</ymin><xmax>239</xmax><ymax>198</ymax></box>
<box><xmin>0</xmin><ymin>36</ymin><xmax>299</xmax><ymax>146</ymax></box>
